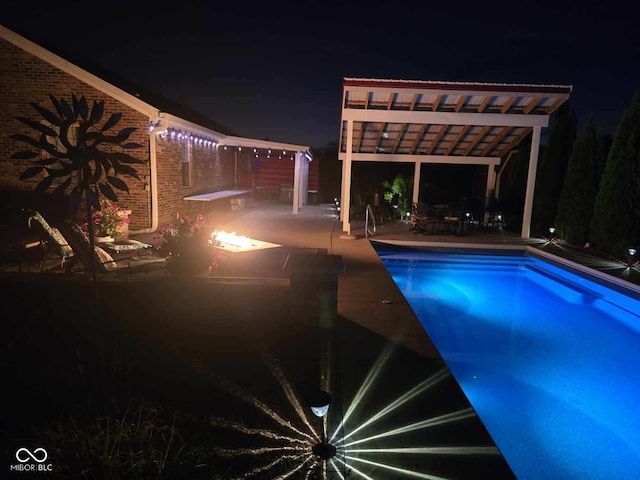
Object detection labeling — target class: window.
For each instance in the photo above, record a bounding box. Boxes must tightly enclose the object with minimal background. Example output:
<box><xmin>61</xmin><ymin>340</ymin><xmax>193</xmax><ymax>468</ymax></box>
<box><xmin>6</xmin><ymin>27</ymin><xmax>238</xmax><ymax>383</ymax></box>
<box><xmin>181</xmin><ymin>137</ymin><xmax>192</xmax><ymax>186</ymax></box>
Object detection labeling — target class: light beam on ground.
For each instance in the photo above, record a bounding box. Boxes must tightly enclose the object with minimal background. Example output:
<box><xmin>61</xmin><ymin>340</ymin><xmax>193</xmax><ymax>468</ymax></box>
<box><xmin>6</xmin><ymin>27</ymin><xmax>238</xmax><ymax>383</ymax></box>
<box><xmin>217</xmin><ymin>377</ymin><xmax>314</xmax><ymax>440</ymax></box>
<box><xmin>333</xmin><ymin>456</ymin><xmax>376</xmax><ymax>480</ymax></box>
<box><xmin>329</xmin><ymin>458</ymin><xmax>348</xmax><ymax>479</ymax></box>
<box><xmin>339</xmin><ymin>368</ymin><xmax>450</xmax><ymax>443</ymax></box>
<box><xmin>344</xmin><ymin>455</ymin><xmax>452</xmax><ymax>480</ymax></box>
<box><xmin>214</xmin><ymin>445</ymin><xmax>309</xmax><ymax>457</ymax></box>
<box><xmin>346</xmin><ymin>446</ymin><xmax>500</xmax><ymax>455</ymax></box>
<box><xmin>209</xmin><ymin>417</ymin><xmax>311</xmax><ymax>444</ymax></box>
<box><xmin>265</xmin><ymin>354</ymin><xmax>322</xmax><ymax>441</ymax></box>
<box><xmin>227</xmin><ymin>453</ymin><xmax>309</xmax><ymax>480</ymax></box>
<box><xmin>330</xmin><ymin>342</ymin><xmax>397</xmax><ymax>442</ymax></box>
<box><xmin>343</xmin><ymin>408</ymin><xmax>476</xmax><ymax>447</ymax></box>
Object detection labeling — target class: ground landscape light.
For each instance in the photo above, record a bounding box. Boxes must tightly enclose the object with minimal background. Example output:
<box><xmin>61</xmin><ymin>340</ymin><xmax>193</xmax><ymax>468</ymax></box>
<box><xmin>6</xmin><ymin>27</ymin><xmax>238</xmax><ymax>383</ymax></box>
<box><xmin>310</xmin><ymin>390</ymin><xmax>331</xmax><ymax>417</ymax></box>
<box><xmin>309</xmin><ymin>390</ymin><xmax>337</xmax><ymax>461</ymax></box>
<box><xmin>627</xmin><ymin>248</ymin><xmax>637</xmax><ymax>267</ymax></box>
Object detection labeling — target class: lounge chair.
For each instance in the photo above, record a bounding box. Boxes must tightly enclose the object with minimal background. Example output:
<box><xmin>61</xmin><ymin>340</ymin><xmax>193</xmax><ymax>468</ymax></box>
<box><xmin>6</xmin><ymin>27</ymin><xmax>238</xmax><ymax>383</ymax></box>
<box><xmin>59</xmin><ymin>222</ymin><xmax>160</xmax><ymax>273</ymax></box>
<box><xmin>61</xmin><ymin>222</ymin><xmax>164</xmax><ymax>273</ymax></box>
<box><xmin>26</xmin><ymin>209</ymin><xmax>139</xmax><ymax>273</ymax></box>
<box><xmin>25</xmin><ymin>209</ymin><xmax>75</xmax><ymax>271</ymax></box>
<box><xmin>59</xmin><ymin>222</ymin><xmax>120</xmax><ymax>272</ymax></box>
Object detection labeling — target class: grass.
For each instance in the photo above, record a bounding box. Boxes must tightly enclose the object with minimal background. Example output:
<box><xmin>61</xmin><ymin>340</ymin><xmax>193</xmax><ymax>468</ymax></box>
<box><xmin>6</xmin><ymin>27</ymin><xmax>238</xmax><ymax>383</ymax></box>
<box><xmin>0</xmin><ymin>269</ymin><xmax>318</xmax><ymax>478</ymax></box>
<box><xmin>40</xmin><ymin>399</ymin><xmax>224</xmax><ymax>479</ymax></box>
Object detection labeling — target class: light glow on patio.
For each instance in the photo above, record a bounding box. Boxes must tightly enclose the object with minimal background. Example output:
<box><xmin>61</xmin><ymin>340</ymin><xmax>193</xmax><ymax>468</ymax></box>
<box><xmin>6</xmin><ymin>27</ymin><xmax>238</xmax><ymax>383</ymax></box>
<box><xmin>210</xmin><ymin>230</ymin><xmax>254</xmax><ymax>249</ymax></box>
<box><xmin>209</xmin><ymin>229</ymin><xmax>282</xmax><ymax>253</ymax></box>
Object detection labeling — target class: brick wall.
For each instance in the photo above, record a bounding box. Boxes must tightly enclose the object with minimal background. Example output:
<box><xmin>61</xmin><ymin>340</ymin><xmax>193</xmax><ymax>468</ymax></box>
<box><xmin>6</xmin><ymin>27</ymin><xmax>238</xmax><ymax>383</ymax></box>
<box><xmin>154</xmin><ymin>135</ymin><xmax>235</xmax><ymax>228</ymax></box>
<box><xmin>0</xmin><ymin>37</ymin><xmax>151</xmax><ymax>230</ymax></box>
<box><xmin>1</xmin><ymin>34</ymin><xmax>313</xmax><ymax>233</ymax></box>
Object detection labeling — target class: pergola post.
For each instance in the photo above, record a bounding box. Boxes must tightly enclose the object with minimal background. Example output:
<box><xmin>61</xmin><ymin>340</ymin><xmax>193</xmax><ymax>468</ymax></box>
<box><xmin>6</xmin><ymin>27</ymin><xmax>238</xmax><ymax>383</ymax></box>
<box><xmin>413</xmin><ymin>161</ymin><xmax>422</xmax><ymax>205</ymax></box>
<box><xmin>521</xmin><ymin>126</ymin><xmax>542</xmax><ymax>238</ymax></box>
<box><xmin>293</xmin><ymin>151</ymin><xmax>304</xmax><ymax>214</ymax></box>
<box><xmin>341</xmin><ymin>120</ymin><xmax>354</xmax><ymax>234</ymax></box>
<box><xmin>484</xmin><ymin>164</ymin><xmax>497</xmax><ymax>223</ymax></box>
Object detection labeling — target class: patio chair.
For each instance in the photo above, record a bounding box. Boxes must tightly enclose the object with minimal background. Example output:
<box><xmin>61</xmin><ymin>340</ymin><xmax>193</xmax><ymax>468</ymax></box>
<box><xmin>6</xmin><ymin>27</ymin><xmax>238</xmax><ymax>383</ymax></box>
<box><xmin>25</xmin><ymin>209</ymin><xmax>75</xmax><ymax>271</ymax></box>
<box><xmin>59</xmin><ymin>222</ymin><xmax>124</xmax><ymax>273</ymax></box>
<box><xmin>60</xmin><ymin>222</ymin><xmax>163</xmax><ymax>273</ymax></box>
<box><xmin>409</xmin><ymin>202</ymin><xmax>442</xmax><ymax>234</ymax></box>
<box><xmin>409</xmin><ymin>202</ymin><xmax>428</xmax><ymax>231</ymax></box>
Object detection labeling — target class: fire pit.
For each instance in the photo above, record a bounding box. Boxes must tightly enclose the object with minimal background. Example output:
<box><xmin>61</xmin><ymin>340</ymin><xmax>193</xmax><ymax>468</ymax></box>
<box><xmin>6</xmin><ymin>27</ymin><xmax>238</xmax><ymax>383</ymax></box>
<box><xmin>209</xmin><ymin>230</ymin><xmax>281</xmax><ymax>253</ymax></box>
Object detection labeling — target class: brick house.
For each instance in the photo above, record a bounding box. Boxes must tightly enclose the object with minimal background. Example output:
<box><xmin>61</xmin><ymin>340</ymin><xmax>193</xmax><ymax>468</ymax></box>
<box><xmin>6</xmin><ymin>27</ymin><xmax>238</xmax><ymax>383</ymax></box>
<box><xmin>0</xmin><ymin>24</ymin><xmax>318</xmax><ymax>235</ymax></box>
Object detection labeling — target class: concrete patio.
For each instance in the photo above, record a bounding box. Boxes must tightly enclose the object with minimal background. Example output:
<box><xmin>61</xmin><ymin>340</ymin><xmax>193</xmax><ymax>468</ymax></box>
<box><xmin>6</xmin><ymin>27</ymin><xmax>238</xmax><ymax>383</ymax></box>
<box><xmin>163</xmin><ymin>201</ymin><xmax>639</xmax><ymax>357</ymax></box>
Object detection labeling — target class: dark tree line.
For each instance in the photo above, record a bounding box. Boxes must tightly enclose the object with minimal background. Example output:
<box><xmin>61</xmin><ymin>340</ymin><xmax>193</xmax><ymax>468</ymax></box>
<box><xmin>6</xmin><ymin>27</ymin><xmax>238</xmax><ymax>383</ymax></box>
<box><xmin>589</xmin><ymin>93</ymin><xmax>640</xmax><ymax>256</ymax></box>
<box><xmin>503</xmin><ymin>92</ymin><xmax>639</xmax><ymax>259</ymax></box>
<box><xmin>555</xmin><ymin>117</ymin><xmax>607</xmax><ymax>247</ymax></box>
<box><xmin>532</xmin><ymin>104</ymin><xmax>577</xmax><ymax>235</ymax></box>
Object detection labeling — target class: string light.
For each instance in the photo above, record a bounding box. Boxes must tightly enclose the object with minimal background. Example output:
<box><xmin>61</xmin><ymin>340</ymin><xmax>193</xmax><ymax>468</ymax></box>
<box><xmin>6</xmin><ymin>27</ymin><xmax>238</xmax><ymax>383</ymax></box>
<box><xmin>155</xmin><ymin>128</ymin><xmax>218</xmax><ymax>149</ymax></box>
<box><xmin>148</xmin><ymin>119</ymin><xmax>163</xmax><ymax>132</ymax></box>
<box><xmin>153</xmin><ymin>131</ymin><xmax>311</xmax><ymax>162</ymax></box>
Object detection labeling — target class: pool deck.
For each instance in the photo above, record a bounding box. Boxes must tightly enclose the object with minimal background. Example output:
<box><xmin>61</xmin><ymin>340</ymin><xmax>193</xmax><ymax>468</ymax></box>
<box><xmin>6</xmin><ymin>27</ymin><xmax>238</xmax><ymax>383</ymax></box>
<box><xmin>160</xmin><ymin>201</ymin><xmax>527</xmax><ymax>477</ymax></box>
<box><xmin>139</xmin><ymin>201</ymin><xmax>639</xmax><ymax>358</ymax></box>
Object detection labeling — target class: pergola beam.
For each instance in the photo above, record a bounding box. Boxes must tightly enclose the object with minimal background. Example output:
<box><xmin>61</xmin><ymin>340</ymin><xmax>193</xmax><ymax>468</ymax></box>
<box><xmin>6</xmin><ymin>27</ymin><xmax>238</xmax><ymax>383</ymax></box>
<box><xmin>342</xmin><ymin>109</ymin><xmax>550</xmax><ymax>128</ymax></box>
<box><xmin>338</xmin><ymin>152</ymin><xmax>501</xmax><ymax>166</ymax></box>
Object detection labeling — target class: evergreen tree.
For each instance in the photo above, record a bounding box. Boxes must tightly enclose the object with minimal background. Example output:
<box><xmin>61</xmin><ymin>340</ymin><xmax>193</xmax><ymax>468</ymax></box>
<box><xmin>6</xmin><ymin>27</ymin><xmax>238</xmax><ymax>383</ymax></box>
<box><xmin>590</xmin><ymin>92</ymin><xmax>640</xmax><ymax>256</ymax></box>
<box><xmin>555</xmin><ymin>117</ymin><xmax>606</xmax><ymax>246</ymax></box>
<box><xmin>531</xmin><ymin>103</ymin><xmax>577</xmax><ymax>235</ymax></box>
<box><xmin>500</xmin><ymin>137</ymin><xmax>531</xmax><ymax>233</ymax></box>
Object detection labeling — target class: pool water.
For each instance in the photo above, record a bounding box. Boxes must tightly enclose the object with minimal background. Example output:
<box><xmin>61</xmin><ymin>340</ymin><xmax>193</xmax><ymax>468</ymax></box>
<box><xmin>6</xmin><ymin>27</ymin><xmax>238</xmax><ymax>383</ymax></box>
<box><xmin>377</xmin><ymin>249</ymin><xmax>640</xmax><ymax>480</ymax></box>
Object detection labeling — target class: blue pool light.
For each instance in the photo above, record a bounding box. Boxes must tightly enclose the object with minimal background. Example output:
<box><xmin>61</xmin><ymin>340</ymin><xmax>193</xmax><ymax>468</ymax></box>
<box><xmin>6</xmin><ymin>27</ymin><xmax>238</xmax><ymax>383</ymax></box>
<box><xmin>377</xmin><ymin>248</ymin><xmax>640</xmax><ymax>480</ymax></box>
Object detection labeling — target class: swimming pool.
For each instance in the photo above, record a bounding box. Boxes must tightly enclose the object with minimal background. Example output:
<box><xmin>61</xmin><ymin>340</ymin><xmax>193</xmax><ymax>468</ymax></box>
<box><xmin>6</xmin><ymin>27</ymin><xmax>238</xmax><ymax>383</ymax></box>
<box><xmin>375</xmin><ymin>245</ymin><xmax>640</xmax><ymax>480</ymax></box>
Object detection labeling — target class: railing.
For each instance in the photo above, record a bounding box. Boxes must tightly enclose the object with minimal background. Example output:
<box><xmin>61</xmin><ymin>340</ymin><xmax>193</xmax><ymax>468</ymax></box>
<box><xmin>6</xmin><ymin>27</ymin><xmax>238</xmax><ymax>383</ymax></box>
<box><xmin>365</xmin><ymin>203</ymin><xmax>376</xmax><ymax>237</ymax></box>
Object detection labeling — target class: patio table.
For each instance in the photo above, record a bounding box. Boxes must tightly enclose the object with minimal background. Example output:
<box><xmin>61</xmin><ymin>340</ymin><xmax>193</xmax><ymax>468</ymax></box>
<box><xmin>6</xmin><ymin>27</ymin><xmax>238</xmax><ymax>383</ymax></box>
<box><xmin>99</xmin><ymin>239</ymin><xmax>153</xmax><ymax>267</ymax></box>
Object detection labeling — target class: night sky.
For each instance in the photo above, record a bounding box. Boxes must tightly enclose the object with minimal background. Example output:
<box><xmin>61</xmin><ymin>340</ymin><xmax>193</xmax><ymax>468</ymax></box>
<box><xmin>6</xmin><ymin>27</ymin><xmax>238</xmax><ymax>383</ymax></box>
<box><xmin>3</xmin><ymin>0</ymin><xmax>639</xmax><ymax>149</ymax></box>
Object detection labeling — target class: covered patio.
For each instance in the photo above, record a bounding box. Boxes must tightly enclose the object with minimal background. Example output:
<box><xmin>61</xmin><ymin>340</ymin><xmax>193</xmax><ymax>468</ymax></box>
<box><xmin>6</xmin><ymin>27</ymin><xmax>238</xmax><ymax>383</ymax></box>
<box><xmin>338</xmin><ymin>78</ymin><xmax>573</xmax><ymax>238</ymax></box>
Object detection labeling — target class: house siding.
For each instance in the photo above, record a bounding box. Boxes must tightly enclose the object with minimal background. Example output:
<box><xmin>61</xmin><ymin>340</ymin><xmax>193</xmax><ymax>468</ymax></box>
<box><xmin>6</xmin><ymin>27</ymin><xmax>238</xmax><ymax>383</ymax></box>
<box><xmin>0</xmin><ymin>37</ymin><xmax>151</xmax><ymax>230</ymax></box>
<box><xmin>0</xmin><ymin>36</ymin><xmax>241</xmax><ymax>232</ymax></box>
<box><xmin>153</xmin><ymin>135</ymin><xmax>235</xmax><ymax>227</ymax></box>
<box><xmin>1</xmin><ymin>28</ymin><xmax>314</xmax><ymax>234</ymax></box>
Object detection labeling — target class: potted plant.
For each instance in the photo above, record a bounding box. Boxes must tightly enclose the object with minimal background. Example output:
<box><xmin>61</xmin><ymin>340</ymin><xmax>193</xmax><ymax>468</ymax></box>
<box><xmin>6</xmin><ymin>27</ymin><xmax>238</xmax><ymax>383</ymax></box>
<box><xmin>83</xmin><ymin>200</ymin><xmax>131</xmax><ymax>243</ymax></box>
<box><xmin>154</xmin><ymin>214</ymin><xmax>226</xmax><ymax>275</ymax></box>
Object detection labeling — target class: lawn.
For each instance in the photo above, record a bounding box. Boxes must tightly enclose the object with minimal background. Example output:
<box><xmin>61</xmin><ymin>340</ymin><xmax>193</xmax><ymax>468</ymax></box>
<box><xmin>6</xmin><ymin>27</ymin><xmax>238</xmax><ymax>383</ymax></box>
<box><xmin>1</xmin><ymin>261</ymin><xmax>516</xmax><ymax>479</ymax></box>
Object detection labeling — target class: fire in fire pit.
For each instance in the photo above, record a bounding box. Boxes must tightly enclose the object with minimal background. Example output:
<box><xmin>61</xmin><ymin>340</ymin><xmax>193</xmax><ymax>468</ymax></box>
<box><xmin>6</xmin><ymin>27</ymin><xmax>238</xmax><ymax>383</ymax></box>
<box><xmin>209</xmin><ymin>230</ymin><xmax>281</xmax><ymax>253</ymax></box>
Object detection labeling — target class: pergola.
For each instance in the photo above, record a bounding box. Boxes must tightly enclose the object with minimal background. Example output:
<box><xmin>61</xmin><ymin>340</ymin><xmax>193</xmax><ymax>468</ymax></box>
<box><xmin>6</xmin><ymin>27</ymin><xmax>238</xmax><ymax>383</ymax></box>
<box><xmin>338</xmin><ymin>77</ymin><xmax>573</xmax><ymax>238</ymax></box>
